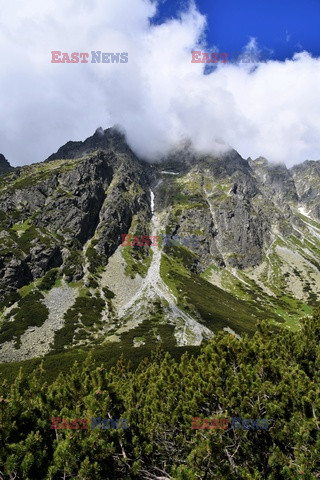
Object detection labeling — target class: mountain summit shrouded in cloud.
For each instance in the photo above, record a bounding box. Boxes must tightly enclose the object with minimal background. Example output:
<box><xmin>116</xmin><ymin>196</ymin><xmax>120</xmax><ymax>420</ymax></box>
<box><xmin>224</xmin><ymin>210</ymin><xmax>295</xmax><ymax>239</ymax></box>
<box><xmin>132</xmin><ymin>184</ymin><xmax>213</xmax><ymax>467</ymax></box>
<box><xmin>1</xmin><ymin>0</ymin><xmax>320</xmax><ymax>166</ymax></box>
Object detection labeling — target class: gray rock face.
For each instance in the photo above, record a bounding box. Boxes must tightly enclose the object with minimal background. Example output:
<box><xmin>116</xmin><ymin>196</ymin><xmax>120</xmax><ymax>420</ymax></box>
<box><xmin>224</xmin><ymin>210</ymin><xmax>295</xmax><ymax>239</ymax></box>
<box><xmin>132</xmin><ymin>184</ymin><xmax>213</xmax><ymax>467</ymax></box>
<box><xmin>159</xmin><ymin>149</ymin><xmax>272</xmax><ymax>270</ymax></box>
<box><xmin>0</xmin><ymin>135</ymin><xmax>151</xmax><ymax>301</ymax></box>
<box><xmin>158</xmin><ymin>150</ymin><xmax>320</xmax><ymax>271</ymax></box>
<box><xmin>1</xmin><ymin>128</ymin><xmax>320</xmax><ymax>362</ymax></box>
<box><xmin>0</xmin><ymin>154</ymin><xmax>14</xmax><ymax>175</ymax></box>
<box><xmin>34</xmin><ymin>153</ymin><xmax>114</xmax><ymax>243</ymax></box>
<box><xmin>249</xmin><ymin>157</ymin><xmax>298</xmax><ymax>204</ymax></box>
<box><xmin>291</xmin><ymin>160</ymin><xmax>320</xmax><ymax>220</ymax></box>
<box><xmin>0</xmin><ymin>127</ymin><xmax>319</xmax><ymax>313</ymax></box>
<box><xmin>45</xmin><ymin>127</ymin><xmax>131</xmax><ymax>162</ymax></box>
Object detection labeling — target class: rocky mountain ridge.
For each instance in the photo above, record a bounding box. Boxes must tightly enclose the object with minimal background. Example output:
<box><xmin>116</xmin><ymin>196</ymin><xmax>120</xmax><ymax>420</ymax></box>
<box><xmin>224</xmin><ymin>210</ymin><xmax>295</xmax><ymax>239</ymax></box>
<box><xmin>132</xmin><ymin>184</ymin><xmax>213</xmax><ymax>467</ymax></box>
<box><xmin>0</xmin><ymin>127</ymin><xmax>319</xmax><ymax>362</ymax></box>
<box><xmin>0</xmin><ymin>153</ymin><xmax>13</xmax><ymax>175</ymax></box>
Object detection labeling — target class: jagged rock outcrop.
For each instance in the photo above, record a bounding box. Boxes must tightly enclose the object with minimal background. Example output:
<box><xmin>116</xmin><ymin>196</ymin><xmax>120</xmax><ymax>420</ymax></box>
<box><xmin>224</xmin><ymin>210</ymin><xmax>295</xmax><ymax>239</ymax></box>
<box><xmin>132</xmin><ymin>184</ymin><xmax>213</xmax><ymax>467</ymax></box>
<box><xmin>291</xmin><ymin>160</ymin><xmax>320</xmax><ymax>220</ymax></box>
<box><xmin>0</xmin><ymin>136</ymin><xmax>152</xmax><ymax>300</ymax></box>
<box><xmin>45</xmin><ymin>127</ymin><xmax>132</xmax><ymax>162</ymax></box>
<box><xmin>159</xmin><ymin>149</ymin><xmax>271</xmax><ymax>270</ymax></box>
<box><xmin>248</xmin><ymin>157</ymin><xmax>298</xmax><ymax>204</ymax></box>
<box><xmin>0</xmin><ymin>154</ymin><xmax>14</xmax><ymax>175</ymax></box>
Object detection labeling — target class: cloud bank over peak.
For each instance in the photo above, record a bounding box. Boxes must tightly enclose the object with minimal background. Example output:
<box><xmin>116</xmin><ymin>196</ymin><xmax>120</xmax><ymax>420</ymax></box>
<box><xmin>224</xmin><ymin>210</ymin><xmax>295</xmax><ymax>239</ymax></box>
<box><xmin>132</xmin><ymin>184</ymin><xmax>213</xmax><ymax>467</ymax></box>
<box><xmin>0</xmin><ymin>0</ymin><xmax>320</xmax><ymax>167</ymax></box>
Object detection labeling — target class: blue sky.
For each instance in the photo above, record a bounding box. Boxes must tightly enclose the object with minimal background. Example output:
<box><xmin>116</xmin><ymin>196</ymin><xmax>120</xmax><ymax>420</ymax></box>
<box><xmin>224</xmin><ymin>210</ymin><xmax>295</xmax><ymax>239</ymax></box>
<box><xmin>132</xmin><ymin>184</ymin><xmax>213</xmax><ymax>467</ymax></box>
<box><xmin>153</xmin><ymin>0</ymin><xmax>320</xmax><ymax>61</ymax></box>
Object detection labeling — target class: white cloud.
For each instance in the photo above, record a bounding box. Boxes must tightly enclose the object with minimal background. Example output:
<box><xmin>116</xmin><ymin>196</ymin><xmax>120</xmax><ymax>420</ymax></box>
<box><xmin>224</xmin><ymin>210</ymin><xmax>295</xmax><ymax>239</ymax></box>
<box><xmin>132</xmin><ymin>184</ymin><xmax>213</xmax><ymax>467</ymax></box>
<box><xmin>0</xmin><ymin>0</ymin><xmax>319</xmax><ymax>167</ymax></box>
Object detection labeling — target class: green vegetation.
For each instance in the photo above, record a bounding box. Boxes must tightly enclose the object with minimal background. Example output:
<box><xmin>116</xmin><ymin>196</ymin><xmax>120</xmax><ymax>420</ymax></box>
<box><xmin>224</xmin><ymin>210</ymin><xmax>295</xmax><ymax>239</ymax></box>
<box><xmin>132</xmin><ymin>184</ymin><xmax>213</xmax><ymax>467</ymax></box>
<box><xmin>102</xmin><ymin>286</ymin><xmax>115</xmax><ymax>300</ymax></box>
<box><xmin>53</xmin><ymin>291</ymin><xmax>105</xmax><ymax>351</ymax></box>
<box><xmin>15</xmin><ymin>226</ymin><xmax>39</xmax><ymax>252</ymax></box>
<box><xmin>62</xmin><ymin>245</ymin><xmax>83</xmax><ymax>279</ymax></box>
<box><xmin>121</xmin><ymin>245</ymin><xmax>153</xmax><ymax>278</ymax></box>
<box><xmin>0</xmin><ymin>307</ymin><xmax>320</xmax><ymax>479</ymax></box>
<box><xmin>0</xmin><ymin>291</ymin><xmax>49</xmax><ymax>347</ymax></box>
<box><xmin>0</xmin><ymin>338</ymin><xmax>200</xmax><ymax>386</ymax></box>
<box><xmin>18</xmin><ymin>282</ymin><xmax>36</xmax><ymax>298</ymax></box>
<box><xmin>4</xmin><ymin>223</ymin><xmax>55</xmax><ymax>257</ymax></box>
<box><xmin>11</xmin><ymin>218</ymin><xmax>32</xmax><ymax>234</ymax></box>
<box><xmin>0</xmin><ymin>291</ymin><xmax>20</xmax><ymax>312</ymax></box>
<box><xmin>0</xmin><ymin>208</ymin><xmax>6</xmax><ymax>222</ymax></box>
<box><xmin>108</xmin><ymin>318</ymin><xmax>178</xmax><ymax>352</ymax></box>
<box><xmin>198</xmin><ymin>229</ymin><xmax>320</xmax><ymax>331</ymax></box>
<box><xmin>158</xmin><ymin>174</ymin><xmax>208</xmax><ymax>213</ymax></box>
<box><xmin>297</xmin><ymin>210</ymin><xmax>320</xmax><ymax>229</ymax></box>
<box><xmin>0</xmin><ymin>158</ymin><xmax>82</xmax><ymax>195</ymax></box>
<box><xmin>160</xmin><ymin>249</ymin><xmax>272</xmax><ymax>335</ymax></box>
<box><xmin>86</xmin><ymin>240</ymin><xmax>107</xmax><ymax>274</ymax></box>
<box><xmin>38</xmin><ymin>269</ymin><xmax>60</xmax><ymax>291</ymax></box>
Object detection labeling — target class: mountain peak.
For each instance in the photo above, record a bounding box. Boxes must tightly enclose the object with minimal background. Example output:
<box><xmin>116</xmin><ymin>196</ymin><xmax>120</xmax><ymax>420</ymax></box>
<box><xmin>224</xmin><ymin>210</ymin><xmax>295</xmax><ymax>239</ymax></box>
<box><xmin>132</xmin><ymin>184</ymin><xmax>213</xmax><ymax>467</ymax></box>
<box><xmin>45</xmin><ymin>126</ymin><xmax>128</xmax><ymax>162</ymax></box>
<box><xmin>0</xmin><ymin>153</ymin><xmax>13</xmax><ymax>175</ymax></box>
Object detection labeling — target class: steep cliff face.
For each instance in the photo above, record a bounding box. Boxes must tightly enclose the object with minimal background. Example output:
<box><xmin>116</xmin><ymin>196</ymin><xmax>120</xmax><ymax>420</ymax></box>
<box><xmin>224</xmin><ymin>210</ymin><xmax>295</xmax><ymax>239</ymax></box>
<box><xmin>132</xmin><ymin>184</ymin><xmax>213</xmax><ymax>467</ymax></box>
<box><xmin>249</xmin><ymin>157</ymin><xmax>298</xmax><ymax>204</ymax></box>
<box><xmin>159</xmin><ymin>150</ymin><xmax>293</xmax><ymax>271</ymax></box>
<box><xmin>0</xmin><ymin>154</ymin><xmax>14</xmax><ymax>175</ymax></box>
<box><xmin>291</xmin><ymin>160</ymin><xmax>320</xmax><ymax>220</ymax></box>
<box><xmin>0</xmin><ymin>141</ymin><xmax>152</xmax><ymax>302</ymax></box>
<box><xmin>0</xmin><ymin>129</ymin><xmax>319</xmax><ymax>363</ymax></box>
